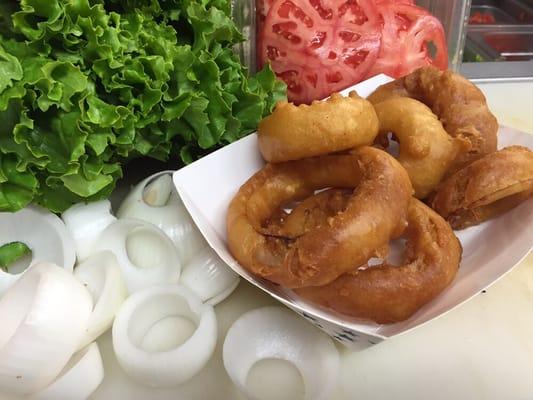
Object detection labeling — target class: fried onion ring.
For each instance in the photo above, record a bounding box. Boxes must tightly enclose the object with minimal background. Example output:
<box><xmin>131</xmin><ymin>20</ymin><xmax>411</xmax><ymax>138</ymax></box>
<box><xmin>374</xmin><ymin>97</ymin><xmax>466</xmax><ymax>198</ymax></box>
<box><xmin>266</xmin><ymin>188</ymin><xmax>354</xmax><ymax>239</ymax></box>
<box><xmin>430</xmin><ymin>146</ymin><xmax>533</xmax><ymax>230</ymax></box>
<box><xmin>257</xmin><ymin>92</ymin><xmax>379</xmax><ymax>163</ymax></box>
<box><xmin>368</xmin><ymin>66</ymin><xmax>498</xmax><ymax>172</ymax></box>
<box><xmin>293</xmin><ymin>198</ymin><xmax>462</xmax><ymax>324</ymax></box>
<box><xmin>226</xmin><ymin>147</ymin><xmax>412</xmax><ymax>288</ymax></box>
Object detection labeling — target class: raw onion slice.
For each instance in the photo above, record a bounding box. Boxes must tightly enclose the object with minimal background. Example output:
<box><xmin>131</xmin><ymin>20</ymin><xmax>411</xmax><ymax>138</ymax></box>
<box><xmin>92</xmin><ymin>219</ymin><xmax>181</xmax><ymax>293</ymax></box>
<box><xmin>0</xmin><ymin>262</ymin><xmax>93</xmax><ymax>395</ymax></box>
<box><xmin>112</xmin><ymin>284</ymin><xmax>217</xmax><ymax>387</ymax></box>
<box><xmin>74</xmin><ymin>251</ymin><xmax>128</xmax><ymax>348</ymax></box>
<box><xmin>61</xmin><ymin>200</ymin><xmax>116</xmax><ymax>261</ymax></box>
<box><xmin>223</xmin><ymin>306</ymin><xmax>339</xmax><ymax>400</ymax></box>
<box><xmin>29</xmin><ymin>342</ymin><xmax>104</xmax><ymax>400</ymax></box>
<box><xmin>180</xmin><ymin>246</ymin><xmax>240</xmax><ymax>305</ymax></box>
<box><xmin>117</xmin><ymin>172</ymin><xmax>205</xmax><ymax>265</ymax></box>
<box><xmin>0</xmin><ymin>206</ymin><xmax>76</xmax><ymax>295</ymax></box>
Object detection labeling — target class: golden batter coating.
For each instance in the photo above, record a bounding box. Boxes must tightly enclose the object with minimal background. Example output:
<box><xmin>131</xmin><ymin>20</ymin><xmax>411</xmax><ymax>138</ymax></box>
<box><xmin>368</xmin><ymin>66</ymin><xmax>498</xmax><ymax>173</ymax></box>
<box><xmin>295</xmin><ymin>199</ymin><xmax>462</xmax><ymax>324</ymax></box>
<box><xmin>226</xmin><ymin>147</ymin><xmax>413</xmax><ymax>289</ymax></box>
<box><xmin>430</xmin><ymin>146</ymin><xmax>533</xmax><ymax>230</ymax></box>
<box><xmin>258</xmin><ymin>92</ymin><xmax>379</xmax><ymax>163</ymax></box>
<box><xmin>373</xmin><ymin>97</ymin><xmax>466</xmax><ymax>198</ymax></box>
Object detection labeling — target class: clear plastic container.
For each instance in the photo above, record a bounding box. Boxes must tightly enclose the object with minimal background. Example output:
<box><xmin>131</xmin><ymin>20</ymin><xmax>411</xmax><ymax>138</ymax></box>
<box><xmin>233</xmin><ymin>0</ymin><xmax>472</xmax><ymax>73</ymax></box>
<box><xmin>416</xmin><ymin>0</ymin><xmax>472</xmax><ymax>70</ymax></box>
<box><xmin>232</xmin><ymin>0</ymin><xmax>256</xmax><ymax>72</ymax></box>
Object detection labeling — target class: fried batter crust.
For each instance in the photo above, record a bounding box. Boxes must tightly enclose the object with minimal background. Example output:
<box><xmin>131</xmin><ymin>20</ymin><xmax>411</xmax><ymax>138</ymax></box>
<box><xmin>258</xmin><ymin>92</ymin><xmax>379</xmax><ymax>163</ymax></box>
<box><xmin>430</xmin><ymin>146</ymin><xmax>533</xmax><ymax>229</ymax></box>
<box><xmin>295</xmin><ymin>199</ymin><xmax>462</xmax><ymax>324</ymax></box>
<box><xmin>374</xmin><ymin>97</ymin><xmax>465</xmax><ymax>198</ymax></box>
<box><xmin>368</xmin><ymin>66</ymin><xmax>498</xmax><ymax>173</ymax></box>
<box><xmin>226</xmin><ymin>147</ymin><xmax>413</xmax><ymax>288</ymax></box>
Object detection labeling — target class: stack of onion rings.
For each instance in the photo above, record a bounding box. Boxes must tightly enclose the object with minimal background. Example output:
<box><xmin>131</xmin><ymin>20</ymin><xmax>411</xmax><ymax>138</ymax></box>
<box><xmin>227</xmin><ymin>147</ymin><xmax>413</xmax><ymax>289</ymax></box>
<box><xmin>227</xmin><ymin>70</ymin><xmax>530</xmax><ymax>324</ymax></box>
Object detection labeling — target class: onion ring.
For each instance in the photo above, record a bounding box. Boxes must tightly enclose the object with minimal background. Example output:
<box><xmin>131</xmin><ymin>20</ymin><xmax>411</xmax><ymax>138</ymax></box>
<box><xmin>258</xmin><ymin>92</ymin><xmax>379</xmax><ymax>162</ymax></box>
<box><xmin>61</xmin><ymin>200</ymin><xmax>116</xmax><ymax>261</ymax></box>
<box><xmin>294</xmin><ymin>198</ymin><xmax>462</xmax><ymax>323</ymax></box>
<box><xmin>112</xmin><ymin>284</ymin><xmax>217</xmax><ymax>387</ymax></box>
<box><xmin>117</xmin><ymin>171</ymin><xmax>206</xmax><ymax>266</ymax></box>
<box><xmin>74</xmin><ymin>251</ymin><xmax>128</xmax><ymax>349</ymax></box>
<box><xmin>223</xmin><ymin>306</ymin><xmax>339</xmax><ymax>400</ymax></box>
<box><xmin>180</xmin><ymin>246</ymin><xmax>240</xmax><ymax>305</ymax></box>
<box><xmin>29</xmin><ymin>343</ymin><xmax>104</xmax><ymax>400</ymax></box>
<box><xmin>373</xmin><ymin>97</ymin><xmax>465</xmax><ymax>198</ymax></box>
<box><xmin>0</xmin><ymin>262</ymin><xmax>93</xmax><ymax>395</ymax></box>
<box><xmin>430</xmin><ymin>146</ymin><xmax>533</xmax><ymax>230</ymax></box>
<box><xmin>92</xmin><ymin>219</ymin><xmax>181</xmax><ymax>293</ymax></box>
<box><xmin>368</xmin><ymin>66</ymin><xmax>498</xmax><ymax>172</ymax></box>
<box><xmin>0</xmin><ymin>206</ymin><xmax>76</xmax><ymax>295</ymax></box>
<box><xmin>226</xmin><ymin>146</ymin><xmax>412</xmax><ymax>288</ymax></box>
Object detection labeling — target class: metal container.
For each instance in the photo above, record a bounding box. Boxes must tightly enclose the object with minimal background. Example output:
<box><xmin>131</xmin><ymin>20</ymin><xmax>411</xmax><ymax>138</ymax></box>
<box><xmin>471</xmin><ymin>0</ymin><xmax>533</xmax><ymax>23</ymax></box>
<box><xmin>468</xmin><ymin>25</ymin><xmax>533</xmax><ymax>61</ymax></box>
<box><xmin>469</xmin><ymin>5</ymin><xmax>517</xmax><ymax>23</ymax></box>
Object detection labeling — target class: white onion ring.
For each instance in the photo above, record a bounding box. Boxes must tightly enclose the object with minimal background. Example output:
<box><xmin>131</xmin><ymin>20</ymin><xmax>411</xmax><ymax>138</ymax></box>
<box><xmin>29</xmin><ymin>342</ymin><xmax>104</xmax><ymax>400</ymax></box>
<box><xmin>0</xmin><ymin>262</ymin><xmax>93</xmax><ymax>395</ymax></box>
<box><xmin>74</xmin><ymin>251</ymin><xmax>128</xmax><ymax>348</ymax></box>
<box><xmin>91</xmin><ymin>219</ymin><xmax>181</xmax><ymax>293</ymax></box>
<box><xmin>223</xmin><ymin>306</ymin><xmax>340</xmax><ymax>400</ymax></box>
<box><xmin>112</xmin><ymin>284</ymin><xmax>217</xmax><ymax>387</ymax></box>
<box><xmin>180</xmin><ymin>246</ymin><xmax>240</xmax><ymax>305</ymax></box>
<box><xmin>0</xmin><ymin>206</ymin><xmax>76</xmax><ymax>295</ymax></box>
<box><xmin>61</xmin><ymin>200</ymin><xmax>116</xmax><ymax>261</ymax></box>
<box><xmin>116</xmin><ymin>171</ymin><xmax>206</xmax><ymax>266</ymax></box>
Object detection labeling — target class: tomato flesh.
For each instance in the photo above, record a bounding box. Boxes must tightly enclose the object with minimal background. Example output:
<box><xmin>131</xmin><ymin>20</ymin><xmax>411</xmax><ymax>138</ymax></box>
<box><xmin>259</xmin><ymin>0</ymin><xmax>382</xmax><ymax>104</ymax></box>
<box><xmin>365</xmin><ymin>2</ymin><xmax>448</xmax><ymax>79</ymax></box>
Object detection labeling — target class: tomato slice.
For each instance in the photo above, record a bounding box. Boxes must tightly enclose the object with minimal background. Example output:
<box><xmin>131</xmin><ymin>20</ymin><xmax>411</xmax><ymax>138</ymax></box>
<box><xmin>259</xmin><ymin>0</ymin><xmax>382</xmax><ymax>104</ymax></box>
<box><xmin>365</xmin><ymin>2</ymin><xmax>448</xmax><ymax>79</ymax></box>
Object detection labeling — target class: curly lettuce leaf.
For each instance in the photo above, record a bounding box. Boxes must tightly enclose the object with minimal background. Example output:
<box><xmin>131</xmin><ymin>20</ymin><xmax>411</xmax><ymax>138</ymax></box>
<box><xmin>0</xmin><ymin>0</ymin><xmax>286</xmax><ymax>212</ymax></box>
<box><xmin>0</xmin><ymin>241</ymin><xmax>31</xmax><ymax>272</ymax></box>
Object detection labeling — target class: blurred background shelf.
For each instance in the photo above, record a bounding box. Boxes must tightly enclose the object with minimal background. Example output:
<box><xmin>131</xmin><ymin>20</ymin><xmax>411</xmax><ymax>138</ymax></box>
<box><xmin>459</xmin><ymin>0</ymin><xmax>533</xmax><ymax>81</ymax></box>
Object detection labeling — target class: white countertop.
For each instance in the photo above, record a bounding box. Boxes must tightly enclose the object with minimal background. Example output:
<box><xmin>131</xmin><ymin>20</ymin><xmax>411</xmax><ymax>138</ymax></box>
<box><xmin>2</xmin><ymin>81</ymin><xmax>532</xmax><ymax>400</ymax></box>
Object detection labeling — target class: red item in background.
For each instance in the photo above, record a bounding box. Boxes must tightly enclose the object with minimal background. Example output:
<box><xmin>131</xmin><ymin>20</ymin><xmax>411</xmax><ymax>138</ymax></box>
<box><xmin>257</xmin><ymin>0</ymin><xmax>448</xmax><ymax>104</ymax></box>
<box><xmin>258</xmin><ymin>0</ymin><xmax>382</xmax><ymax>104</ymax></box>
<box><xmin>469</xmin><ymin>11</ymin><xmax>497</xmax><ymax>24</ymax></box>
<box><xmin>365</xmin><ymin>1</ymin><xmax>448</xmax><ymax>79</ymax></box>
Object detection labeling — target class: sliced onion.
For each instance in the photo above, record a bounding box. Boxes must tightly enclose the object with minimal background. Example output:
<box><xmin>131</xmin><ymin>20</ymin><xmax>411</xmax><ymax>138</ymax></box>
<box><xmin>0</xmin><ymin>262</ymin><xmax>93</xmax><ymax>395</ymax></box>
<box><xmin>91</xmin><ymin>219</ymin><xmax>181</xmax><ymax>293</ymax></box>
<box><xmin>117</xmin><ymin>171</ymin><xmax>206</xmax><ymax>266</ymax></box>
<box><xmin>74</xmin><ymin>251</ymin><xmax>128</xmax><ymax>348</ymax></box>
<box><xmin>223</xmin><ymin>306</ymin><xmax>340</xmax><ymax>400</ymax></box>
<box><xmin>61</xmin><ymin>200</ymin><xmax>116</xmax><ymax>261</ymax></box>
<box><xmin>180</xmin><ymin>246</ymin><xmax>240</xmax><ymax>305</ymax></box>
<box><xmin>29</xmin><ymin>342</ymin><xmax>104</xmax><ymax>400</ymax></box>
<box><xmin>0</xmin><ymin>206</ymin><xmax>76</xmax><ymax>295</ymax></box>
<box><xmin>112</xmin><ymin>284</ymin><xmax>217</xmax><ymax>387</ymax></box>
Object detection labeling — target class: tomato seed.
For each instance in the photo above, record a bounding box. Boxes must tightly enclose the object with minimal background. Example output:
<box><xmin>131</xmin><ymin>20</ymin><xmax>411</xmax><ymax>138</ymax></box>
<box><xmin>344</xmin><ymin>50</ymin><xmax>368</xmax><ymax>68</ymax></box>
<box><xmin>310</xmin><ymin>31</ymin><xmax>327</xmax><ymax>49</ymax></box>
<box><xmin>309</xmin><ymin>0</ymin><xmax>333</xmax><ymax>20</ymax></box>
<box><xmin>338</xmin><ymin>31</ymin><xmax>361</xmax><ymax>42</ymax></box>
<box><xmin>326</xmin><ymin>71</ymin><xmax>343</xmax><ymax>83</ymax></box>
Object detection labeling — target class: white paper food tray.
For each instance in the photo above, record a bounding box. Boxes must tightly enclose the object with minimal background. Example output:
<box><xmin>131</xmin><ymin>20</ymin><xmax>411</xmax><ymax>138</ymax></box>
<box><xmin>173</xmin><ymin>74</ymin><xmax>533</xmax><ymax>347</ymax></box>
